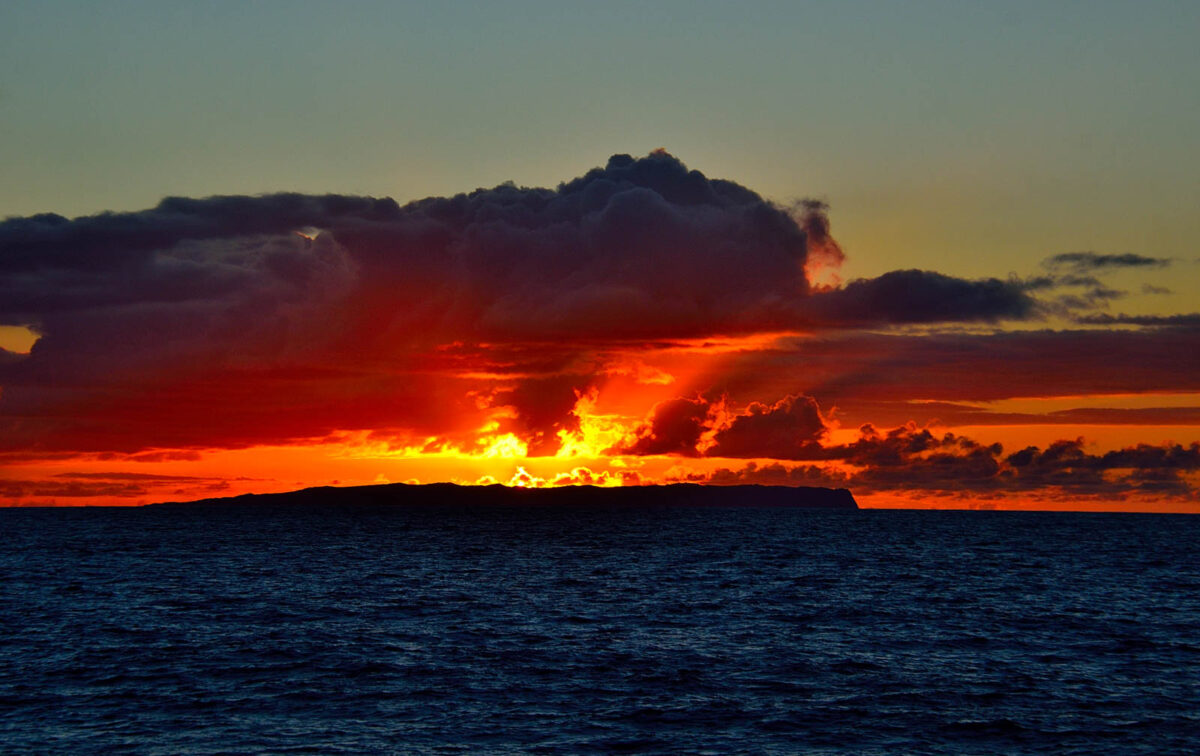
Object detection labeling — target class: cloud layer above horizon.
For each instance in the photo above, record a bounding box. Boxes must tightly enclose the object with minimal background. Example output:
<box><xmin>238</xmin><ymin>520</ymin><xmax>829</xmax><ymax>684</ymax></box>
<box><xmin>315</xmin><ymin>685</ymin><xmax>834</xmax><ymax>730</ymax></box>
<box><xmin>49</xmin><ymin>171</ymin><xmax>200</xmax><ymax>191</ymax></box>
<box><xmin>1</xmin><ymin>152</ymin><xmax>1197</xmax><ymax>507</ymax></box>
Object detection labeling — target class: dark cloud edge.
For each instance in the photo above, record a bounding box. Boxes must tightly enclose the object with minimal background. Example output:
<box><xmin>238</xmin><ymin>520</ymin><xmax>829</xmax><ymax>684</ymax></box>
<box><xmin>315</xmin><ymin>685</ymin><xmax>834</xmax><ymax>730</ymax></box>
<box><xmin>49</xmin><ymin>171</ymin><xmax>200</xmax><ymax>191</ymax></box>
<box><xmin>621</xmin><ymin>395</ymin><xmax>1200</xmax><ymax>500</ymax></box>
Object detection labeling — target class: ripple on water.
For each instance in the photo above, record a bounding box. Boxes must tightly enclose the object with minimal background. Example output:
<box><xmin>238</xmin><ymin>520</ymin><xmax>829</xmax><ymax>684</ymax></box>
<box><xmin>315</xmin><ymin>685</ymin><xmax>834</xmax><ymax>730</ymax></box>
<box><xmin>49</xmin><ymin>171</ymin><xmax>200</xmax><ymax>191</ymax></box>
<box><xmin>1</xmin><ymin>505</ymin><xmax>1198</xmax><ymax>755</ymax></box>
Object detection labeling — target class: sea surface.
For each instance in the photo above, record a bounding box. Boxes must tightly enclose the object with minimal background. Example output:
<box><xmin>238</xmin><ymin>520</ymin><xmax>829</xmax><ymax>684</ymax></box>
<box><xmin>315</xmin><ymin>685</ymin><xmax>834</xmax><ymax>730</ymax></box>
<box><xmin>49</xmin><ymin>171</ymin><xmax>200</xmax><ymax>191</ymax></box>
<box><xmin>1</xmin><ymin>503</ymin><xmax>1198</xmax><ymax>755</ymax></box>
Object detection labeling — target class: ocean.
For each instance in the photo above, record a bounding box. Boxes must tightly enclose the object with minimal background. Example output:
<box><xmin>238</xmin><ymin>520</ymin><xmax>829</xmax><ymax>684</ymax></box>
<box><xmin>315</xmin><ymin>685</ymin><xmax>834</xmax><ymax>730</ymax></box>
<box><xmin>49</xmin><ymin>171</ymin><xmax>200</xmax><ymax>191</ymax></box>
<box><xmin>2</xmin><ymin>503</ymin><xmax>1197</xmax><ymax>754</ymax></box>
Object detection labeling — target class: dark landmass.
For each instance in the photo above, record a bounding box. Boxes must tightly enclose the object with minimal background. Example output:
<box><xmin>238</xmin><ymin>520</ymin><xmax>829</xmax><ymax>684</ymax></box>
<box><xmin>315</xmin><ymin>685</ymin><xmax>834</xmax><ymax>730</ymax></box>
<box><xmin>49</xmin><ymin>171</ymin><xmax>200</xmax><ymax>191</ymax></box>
<box><xmin>151</xmin><ymin>482</ymin><xmax>858</xmax><ymax>509</ymax></box>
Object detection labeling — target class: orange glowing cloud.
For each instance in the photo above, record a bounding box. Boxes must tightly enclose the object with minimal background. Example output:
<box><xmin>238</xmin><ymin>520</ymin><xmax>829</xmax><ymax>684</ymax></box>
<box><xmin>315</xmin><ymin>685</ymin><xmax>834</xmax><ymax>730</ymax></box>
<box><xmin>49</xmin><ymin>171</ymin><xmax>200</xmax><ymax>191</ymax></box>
<box><xmin>1</xmin><ymin>151</ymin><xmax>1197</xmax><ymax>509</ymax></box>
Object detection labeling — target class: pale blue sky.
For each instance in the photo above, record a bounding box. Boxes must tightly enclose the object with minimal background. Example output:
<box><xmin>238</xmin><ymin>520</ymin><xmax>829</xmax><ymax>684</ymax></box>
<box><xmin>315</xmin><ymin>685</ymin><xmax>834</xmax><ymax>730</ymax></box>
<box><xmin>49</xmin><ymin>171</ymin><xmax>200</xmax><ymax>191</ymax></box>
<box><xmin>2</xmin><ymin>0</ymin><xmax>1197</xmax><ymax>296</ymax></box>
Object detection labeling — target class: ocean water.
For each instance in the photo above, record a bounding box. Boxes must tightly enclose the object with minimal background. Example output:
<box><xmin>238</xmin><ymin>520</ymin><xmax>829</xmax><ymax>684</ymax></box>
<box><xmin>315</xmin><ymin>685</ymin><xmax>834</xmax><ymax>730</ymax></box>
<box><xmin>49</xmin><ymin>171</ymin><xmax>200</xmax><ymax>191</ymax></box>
<box><xmin>1</xmin><ymin>503</ymin><xmax>1197</xmax><ymax>755</ymax></box>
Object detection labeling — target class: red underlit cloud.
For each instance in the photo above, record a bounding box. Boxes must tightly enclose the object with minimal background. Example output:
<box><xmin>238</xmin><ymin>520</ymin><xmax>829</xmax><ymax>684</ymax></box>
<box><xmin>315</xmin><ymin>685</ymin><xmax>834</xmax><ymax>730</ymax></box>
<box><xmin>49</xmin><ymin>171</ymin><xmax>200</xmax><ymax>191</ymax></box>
<box><xmin>0</xmin><ymin>151</ymin><xmax>1196</xmax><ymax>508</ymax></box>
<box><xmin>617</xmin><ymin>397</ymin><xmax>713</xmax><ymax>457</ymax></box>
<box><xmin>708</xmin><ymin>395</ymin><xmax>828</xmax><ymax>459</ymax></box>
<box><xmin>0</xmin><ymin>151</ymin><xmax>1052</xmax><ymax>459</ymax></box>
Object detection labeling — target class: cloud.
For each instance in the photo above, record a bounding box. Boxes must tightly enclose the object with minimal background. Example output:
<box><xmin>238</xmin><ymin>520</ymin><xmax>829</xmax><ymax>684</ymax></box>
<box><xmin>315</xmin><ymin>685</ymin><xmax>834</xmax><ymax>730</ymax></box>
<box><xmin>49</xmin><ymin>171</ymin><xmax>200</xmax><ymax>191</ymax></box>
<box><xmin>826</xmin><ymin>424</ymin><xmax>1005</xmax><ymax>491</ymax></box>
<box><xmin>616</xmin><ymin>397</ymin><xmax>712</xmax><ymax>457</ymax></box>
<box><xmin>690</xmin><ymin>424</ymin><xmax>1200</xmax><ymax>501</ymax></box>
<box><xmin>1022</xmin><ymin>272</ymin><xmax>1128</xmax><ymax>311</ymax></box>
<box><xmin>802</xmin><ymin>269</ymin><xmax>1038</xmax><ymax>325</ymax></box>
<box><xmin>1004</xmin><ymin>438</ymin><xmax>1200</xmax><ymax>497</ymax></box>
<box><xmin>707</xmin><ymin>395</ymin><xmax>827</xmax><ymax>459</ymax></box>
<box><xmin>0</xmin><ymin>152</ymin><xmax>822</xmax><ymax>454</ymax></box>
<box><xmin>616</xmin><ymin>393</ymin><xmax>830</xmax><ymax>459</ymax></box>
<box><xmin>0</xmin><ymin>479</ymin><xmax>150</xmax><ymax>499</ymax></box>
<box><xmin>706</xmin><ymin>328</ymin><xmax>1200</xmax><ymax>415</ymax></box>
<box><xmin>492</xmin><ymin>375</ymin><xmax>595</xmax><ymax>456</ymax></box>
<box><xmin>0</xmin><ymin>470</ymin><xmax>234</xmax><ymax>499</ymax></box>
<box><xmin>796</xmin><ymin>199</ymin><xmax>845</xmax><ymax>284</ymax></box>
<box><xmin>1023</xmin><ymin>252</ymin><xmax>1176</xmax><ymax>317</ymax></box>
<box><xmin>1</xmin><ymin>151</ymin><xmax>814</xmax><ymax>341</ymax></box>
<box><xmin>1043</xmin><ymin>252</ymin><xmax>1170</xmax><ymax>271</ymax></box>
<box><xmin>1</xmin><ymin>151</ymin><xmax>1062</xmax><ymax>457</ymax></box>
<box><xmin>618</xmin><ymin>387</ymin><xmax>1200</xmax><ymax>502</ymax></box>
<box><xmin>707</xmin><ymin>461</ymin><xmax>848</xmax><ymax>488</ymax></box>
<box><xmin>1074</xmin><ymin>313</ymin><xmax>1200</xmax><ymax>327</ymax></box>
<box><xmin>842</xmin><ymin>401</ymin><xmax>1200</xmax><ymax>428</ymax></box>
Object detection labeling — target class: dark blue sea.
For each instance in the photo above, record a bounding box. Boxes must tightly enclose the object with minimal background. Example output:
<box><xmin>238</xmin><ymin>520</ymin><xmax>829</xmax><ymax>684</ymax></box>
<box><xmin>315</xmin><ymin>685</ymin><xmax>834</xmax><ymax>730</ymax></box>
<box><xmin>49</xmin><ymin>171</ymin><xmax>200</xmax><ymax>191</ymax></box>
<box><xmin>2</xmin><ymin>504</ymin><xmax>1198</xmax><ymax>754</ymax></box>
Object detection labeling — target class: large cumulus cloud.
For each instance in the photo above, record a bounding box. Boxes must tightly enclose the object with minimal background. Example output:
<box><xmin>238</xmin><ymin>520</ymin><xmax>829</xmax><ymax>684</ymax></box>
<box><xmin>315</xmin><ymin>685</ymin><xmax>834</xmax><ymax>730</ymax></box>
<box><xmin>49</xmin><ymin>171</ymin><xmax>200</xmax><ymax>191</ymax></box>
<box><xmin>1</xmin><ymin>151</ymin><xmax>816</xmax><ymax>341</ymax></box>
<box><xmin>0</xmin><ymin>151</ymin><xmax>1049</xmax><ymax>455</ymax></box>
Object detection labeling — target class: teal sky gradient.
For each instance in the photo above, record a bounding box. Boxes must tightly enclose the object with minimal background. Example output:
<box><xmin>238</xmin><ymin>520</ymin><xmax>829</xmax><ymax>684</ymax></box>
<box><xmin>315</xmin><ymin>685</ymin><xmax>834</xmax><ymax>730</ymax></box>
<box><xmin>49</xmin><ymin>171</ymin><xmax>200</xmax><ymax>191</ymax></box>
<box><xmin>2</xmin><ymin>1</ymin><xmax>1197</xmax><ymax>298</ymax></box>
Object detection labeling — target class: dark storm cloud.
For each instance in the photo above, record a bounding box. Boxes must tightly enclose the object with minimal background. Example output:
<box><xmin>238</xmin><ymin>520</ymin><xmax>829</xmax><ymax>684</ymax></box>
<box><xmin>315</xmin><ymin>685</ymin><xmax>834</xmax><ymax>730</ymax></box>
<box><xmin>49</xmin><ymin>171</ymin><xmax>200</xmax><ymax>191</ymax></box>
<box><xmin>1</xmin><ymin>151</ymin><xmax>821</xmax><ymax>453</ymax></box>
<box><xmin>616</xmin><ymin>397</ymin><xmax>712</xmax><ymax>457</ymax></box>
<box><xmin>2</xmin><ymin>232</ymin><xmax>358</xmax><ymax>382</ymax></box>
<box><xmin>802</xmin><ymin>269</ymin><xmax>1038</xmax><ymax>325</ymax></box>
<box><xmin>492</xmin><ymin>375</ymin><xmax>594</xmax><ymax>456</ymax></box>
<box><xmin>0</xmin><ymin>151</ymin><xmax>1049</xmax><ymax>344</ymax></box>
<box><xmin>0</xmin><ymin>151</ymin><xmax>1059</xmax><ymax>455</ymax></box>
<box><xmin>707</xmin><ymin>395</ymin><xmax>827</xmax><ymax>459</ymax></box>
<box><xmin>0</xmin><ymin>151</ymin><xmax>813</xmax><ymax>339</ymax></box>
<box><xmin>1043</xmin><ymin>252</ymin><xmax>1170</xmax><ymax>271</ymax></box>
<box><xmin>615</xmin><ymin>394</ymin><xmax>829</xmax><ymax>459</ymax></box>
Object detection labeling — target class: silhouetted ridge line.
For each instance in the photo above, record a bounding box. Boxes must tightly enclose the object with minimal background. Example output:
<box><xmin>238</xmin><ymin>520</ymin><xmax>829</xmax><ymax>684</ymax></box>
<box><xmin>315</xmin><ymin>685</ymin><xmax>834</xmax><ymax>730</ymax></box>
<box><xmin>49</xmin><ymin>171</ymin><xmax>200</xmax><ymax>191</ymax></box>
<box><xmin>151</xmin><ymin>483</ymin><xmax>858</xmax><ymax>509</ymax></box>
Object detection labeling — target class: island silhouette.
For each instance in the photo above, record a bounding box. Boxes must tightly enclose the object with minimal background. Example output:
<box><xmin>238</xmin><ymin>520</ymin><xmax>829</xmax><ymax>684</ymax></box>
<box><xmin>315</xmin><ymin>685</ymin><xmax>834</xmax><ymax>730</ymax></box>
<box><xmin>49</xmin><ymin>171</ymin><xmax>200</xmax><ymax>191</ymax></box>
<box><xmin>152</xmin><ymin>482</ymin><xmax>859</xmax><ymax>509</ymax></box>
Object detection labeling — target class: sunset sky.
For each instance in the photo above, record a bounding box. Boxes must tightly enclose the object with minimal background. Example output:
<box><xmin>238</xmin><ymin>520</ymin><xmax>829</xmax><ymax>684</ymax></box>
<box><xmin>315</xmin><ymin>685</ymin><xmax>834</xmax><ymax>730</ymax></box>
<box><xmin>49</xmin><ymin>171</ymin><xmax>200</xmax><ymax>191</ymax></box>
<box><xmin>2</xmin><ymin>1</ymin><xmax>1198</xmax><ymax>510</ymax></box>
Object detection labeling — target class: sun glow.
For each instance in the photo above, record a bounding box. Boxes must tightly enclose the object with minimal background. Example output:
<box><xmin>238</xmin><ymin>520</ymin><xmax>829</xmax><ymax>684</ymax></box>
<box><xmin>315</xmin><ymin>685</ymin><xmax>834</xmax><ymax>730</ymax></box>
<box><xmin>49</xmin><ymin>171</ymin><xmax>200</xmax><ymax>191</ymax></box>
<box><xmin>0</xmin><ymin>325</ymin><xmax>40</xmax><ymax>354</ymax></box>
<box><xmin>477</xmin><ymin>465</ymin><xmax>630</xmax><ymax>488</ymax></box>
<box><xmin>556</xmin><ymin>389</ymin><xmax>637</xmax><ymax>459</ymax></box>
<box><xmin>479</xmin><ymin>433</ymin><xmax>528</xmax><ymax>459</ymax></box>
